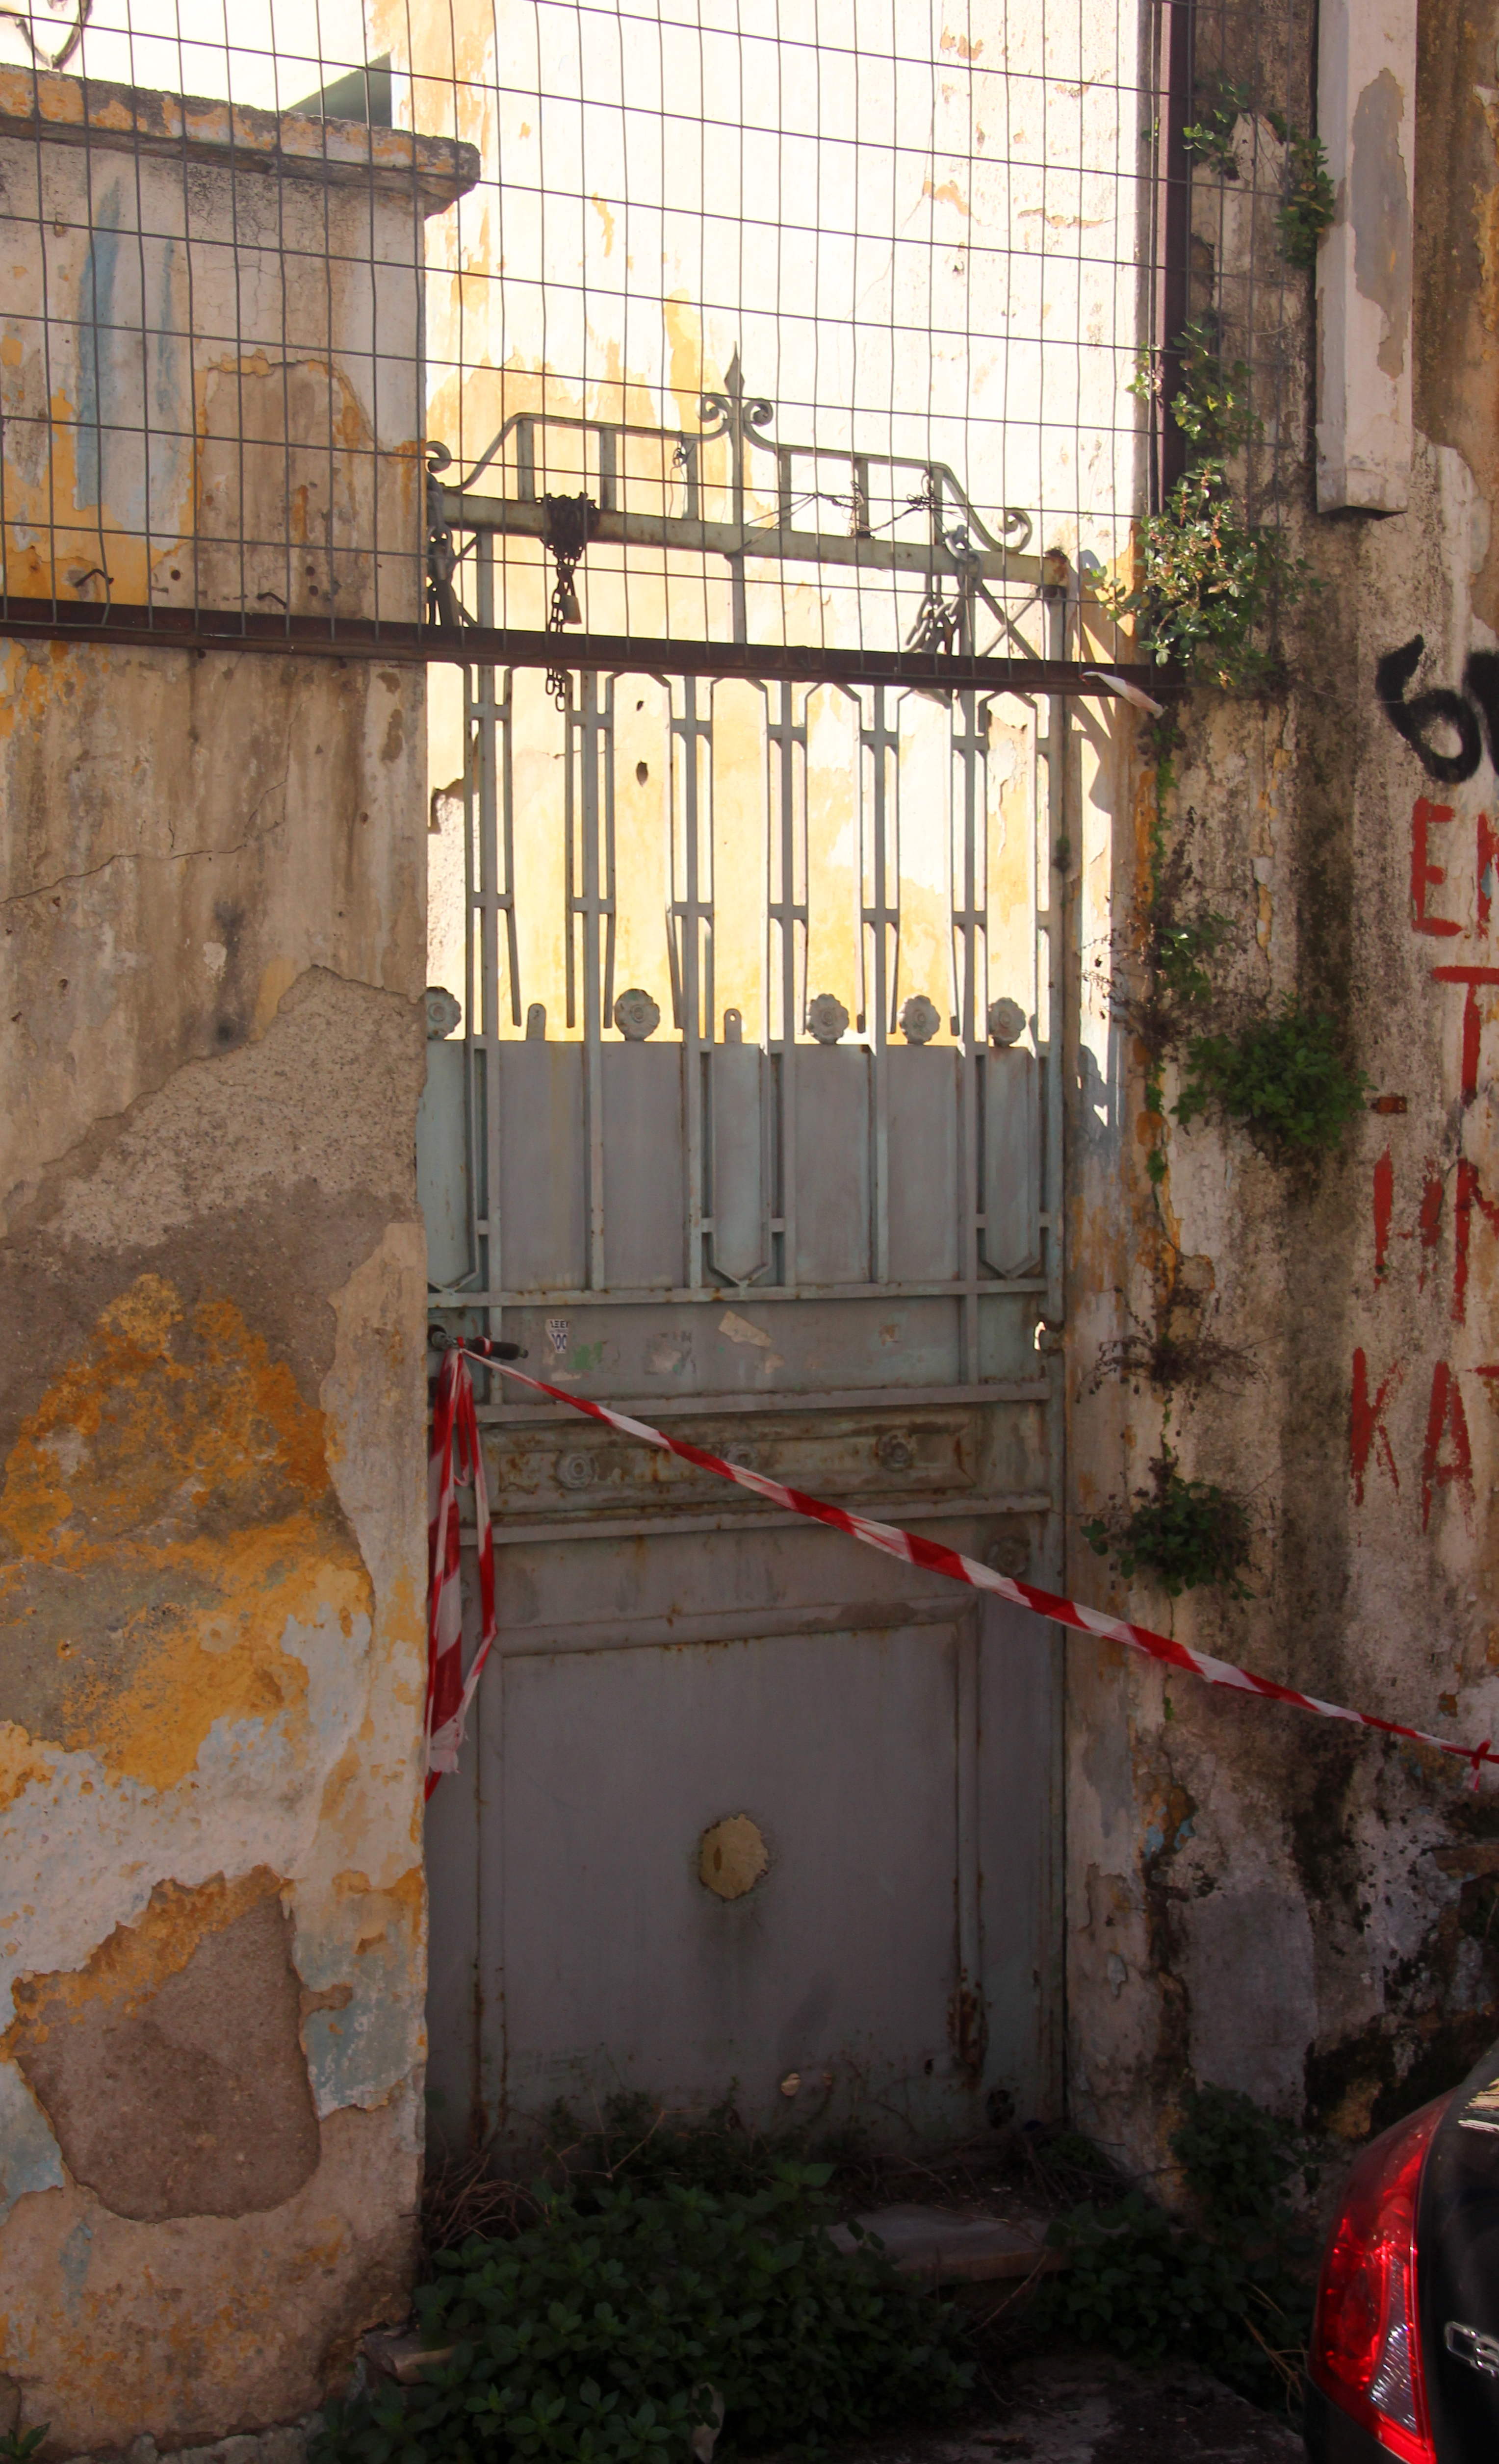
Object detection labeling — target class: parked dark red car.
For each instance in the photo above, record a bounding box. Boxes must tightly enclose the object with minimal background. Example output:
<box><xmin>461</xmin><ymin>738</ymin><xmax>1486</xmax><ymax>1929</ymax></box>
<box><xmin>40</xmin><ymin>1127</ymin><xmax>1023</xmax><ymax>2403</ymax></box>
<box><xmin>1306</xmin><ymin>2045</ymin><xmax>1499</xmax><ymax>2463</ymax></box>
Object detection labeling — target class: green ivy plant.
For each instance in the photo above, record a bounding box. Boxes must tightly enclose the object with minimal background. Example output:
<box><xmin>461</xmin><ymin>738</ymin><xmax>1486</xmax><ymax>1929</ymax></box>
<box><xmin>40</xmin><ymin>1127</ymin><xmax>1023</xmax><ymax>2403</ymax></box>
<box><xmin>1082</xmin><ymin>1443</ymin><xmax>1254</xmax><ymax>1599</ymax></box>
<box><xmin>1039</xmin><ymin>2088</ymin><xmax>1317</xmax><ymax>2406</ymax></box>
<box><xmin>313</xmin><ymin>2168</ymin><xmax>973</xmax><ymax>2464</ymax></box>
<box><xmin>1273</xmin><ymin>126</ymin><xmax>1335</xmax><ymax>269</ymax></box>
<box><xmin>1183</xmin><ymin>75</ymin><xmax>1250</xmax><ymax>176</ymax></box>
<box><xmin>1175</xmin><ymin>1003</ymin><xmax>1369</xmax><ymax>1155</ymax></box>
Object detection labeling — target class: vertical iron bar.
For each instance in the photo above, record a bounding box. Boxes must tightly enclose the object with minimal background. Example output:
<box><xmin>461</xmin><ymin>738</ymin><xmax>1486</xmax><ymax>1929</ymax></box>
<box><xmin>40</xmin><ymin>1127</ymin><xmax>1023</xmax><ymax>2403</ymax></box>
<box><xmin>953</xmin><ymin>690</ymin><xmax>985</xmax><ymax>1384</ymax></box>
<box><xmin>1154</xmin><ymin>0</ymin><xmax>1193</xmax><ymax>508</ymax></box>
<box><xmin>671</xmin><ymin>677</ymin><xmax>714</xmax><ymax>1286</ymax></box>
<box><xmin>1043</xmin><ymin>592</ymin><xmax>1069</xmax><ymax>1571</ymax></box>
<box><xmin>765</xmin><ymin>681</ymin><xmax>807</xmax><ymax>1289</ymax></box>
<box><xmin>474</xmin><ymin>536</ymin><xmax>503</xmax><ymax>1342</ymax></box>
<box><xmin>570</xmin><ymin>673</ymin><xmax>609</xmax><ymax>1288</ymax></box>
<box><xmin>462</xmin><ymin>657</ymin><xmax>480</xmax><ymax>1291</ymax></box>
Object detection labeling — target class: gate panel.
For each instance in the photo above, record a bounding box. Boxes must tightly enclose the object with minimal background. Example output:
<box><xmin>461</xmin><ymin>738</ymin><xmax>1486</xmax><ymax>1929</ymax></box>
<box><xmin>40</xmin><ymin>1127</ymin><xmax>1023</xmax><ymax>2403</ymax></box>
<box><xmin>419</xmin><ymin>651</ymin><xmax>1066</xmax><ymax>2147</ymax></box>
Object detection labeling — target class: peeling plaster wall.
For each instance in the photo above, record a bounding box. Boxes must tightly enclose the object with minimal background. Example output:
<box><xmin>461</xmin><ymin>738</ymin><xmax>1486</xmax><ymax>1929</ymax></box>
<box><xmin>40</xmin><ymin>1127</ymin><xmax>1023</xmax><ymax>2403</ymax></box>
<box><xmin>1065</xmin><ymin>0</ymin><xmax>1499</xmax><ymax>2178</ymax></box>
<box><xmin>0</xmin><ymin>105</ymin><xmax>444</xmax><ymax>2457</ymax></box>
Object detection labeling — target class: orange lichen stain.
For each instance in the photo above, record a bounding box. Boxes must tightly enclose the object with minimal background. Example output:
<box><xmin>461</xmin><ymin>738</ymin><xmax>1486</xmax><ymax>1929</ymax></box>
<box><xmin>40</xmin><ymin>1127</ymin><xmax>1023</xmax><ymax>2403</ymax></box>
<box><xmin>0</xmin><ymin>1274</ymin><xmax>371</xmax><ymax>1791</ymax></box>
<box><xmin>4</xmin><ymin>1869</ymin><xmax>279</xmax><ymax>2052</ymax></box>
<box><xmin>0</xmin><ymin>1720</ymin><xmax>52</xmax><ymax>1811</ymax></box>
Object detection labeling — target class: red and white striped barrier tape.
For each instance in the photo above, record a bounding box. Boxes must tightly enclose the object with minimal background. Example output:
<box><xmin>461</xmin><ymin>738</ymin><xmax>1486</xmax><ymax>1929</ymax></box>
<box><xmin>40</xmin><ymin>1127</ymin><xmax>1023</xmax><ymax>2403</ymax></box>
<box><xmin>425</xmin><ymin>1341</ymin><xmax>1495</xmax><ymax>1791</ymax></box>
<box><xmin>424</xmin><ymin>1347</ymin><xmax>497</xmax><ymax>1796</ymax></box>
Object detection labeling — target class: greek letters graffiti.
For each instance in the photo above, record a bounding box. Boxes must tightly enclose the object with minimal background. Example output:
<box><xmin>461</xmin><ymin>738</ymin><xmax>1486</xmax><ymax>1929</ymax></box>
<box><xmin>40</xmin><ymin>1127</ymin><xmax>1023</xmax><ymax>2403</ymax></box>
<box><xmin>1350</xmin><ymin>1343</ymin><xmax>1488</xmax><ymax>1531</ymax></box>
<box><xmin>1377</xmin><ymin>636</ymin><xmax>1499</xmax><ymax>784</ymax></box>
<box><xmin>1350</xmin><ymin>699</ymin><xmax>1499</xmax><ymax>1522</ymax></box>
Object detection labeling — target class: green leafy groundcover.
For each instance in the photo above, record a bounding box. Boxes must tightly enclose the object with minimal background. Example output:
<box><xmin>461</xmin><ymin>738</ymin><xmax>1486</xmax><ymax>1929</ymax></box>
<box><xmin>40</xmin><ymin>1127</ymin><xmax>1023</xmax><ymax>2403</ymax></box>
<box><xmin>1037</xmin><ymin>2088</ymin><xmax>1318</xmax><ymax>2405</ymax></box>
<box><xmin>313</xmin><ymin>2167</ymin><xmax>974</xmax><ymax>2464</ymax></box>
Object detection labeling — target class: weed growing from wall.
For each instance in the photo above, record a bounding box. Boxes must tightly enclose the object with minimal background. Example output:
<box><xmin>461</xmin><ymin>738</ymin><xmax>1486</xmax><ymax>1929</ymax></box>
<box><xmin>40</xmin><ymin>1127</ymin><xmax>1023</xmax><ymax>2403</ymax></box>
<box><xmin>317</xmin><ymin>2167</ymin><xmax>973</xmax><ymax>2464</ymax></box>
<box><xmin>1176</xmin><ymin>1005</ymin><xmax>1370</xmax><ymax>1155</ymax></box>
<box><xmin>1038</xmin><ymin>2088</ymin><xmax>1316</xmax><ymax>2405</ymax></box>
<box><xmin>1117</xmin><ymin>464</ymin><xmax>1312</xmax><ymax>689</ymax></box>
<box><xmin>1082</xmin><ymin>1444</ymin><xmax>1255</xmax><ymax>1600</ymax></box>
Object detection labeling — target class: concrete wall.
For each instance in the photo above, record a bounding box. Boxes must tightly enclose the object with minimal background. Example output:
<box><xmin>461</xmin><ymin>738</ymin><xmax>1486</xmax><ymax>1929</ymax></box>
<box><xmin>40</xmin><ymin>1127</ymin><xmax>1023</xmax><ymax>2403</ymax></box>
<box><xmin>1065</xmin><ymin>0</ymin><xmax>1499</xmax><ymax>2176</ymax></box>
<box><xmin>0</xmin><ymin>82</ymin><xmax>472</xmax><ymax>2452</ymax></box>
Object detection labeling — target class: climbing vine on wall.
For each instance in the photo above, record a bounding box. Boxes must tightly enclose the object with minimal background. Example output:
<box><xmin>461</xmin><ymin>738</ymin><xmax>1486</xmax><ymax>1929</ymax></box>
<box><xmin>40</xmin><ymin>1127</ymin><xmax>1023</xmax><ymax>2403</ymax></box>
<box><xmin>1114</xmin><ymin>325</ymin><xmax>1311</xmax><ymax>688</ymax></box>
<box><xmin>1085</xmin><ymin>297</ymin><xmax>1354</xmax><ymax>1594</ymax></box>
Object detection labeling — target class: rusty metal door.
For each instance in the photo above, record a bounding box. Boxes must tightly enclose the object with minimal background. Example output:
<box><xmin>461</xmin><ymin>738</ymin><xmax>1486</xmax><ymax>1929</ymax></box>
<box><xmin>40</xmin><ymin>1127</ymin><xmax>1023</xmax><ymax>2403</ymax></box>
<box><xmin>418</xmin><ymin>413</ymin><xmax>1068</xmax><ymax>2147</ymax></box>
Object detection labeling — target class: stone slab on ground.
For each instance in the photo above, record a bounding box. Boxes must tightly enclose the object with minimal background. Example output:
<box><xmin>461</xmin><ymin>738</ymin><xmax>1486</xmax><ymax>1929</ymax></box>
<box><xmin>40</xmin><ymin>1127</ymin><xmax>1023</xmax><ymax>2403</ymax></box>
<box><xmin>829</xmin><ymin>2205</ymin><xmax>1063</xmax><ymax>2283</ymax></box>
<box><xmin>60</xmin><ymin>2428</ymin><xmax>317</xmax><ymax>2464</ymax></box>
<box><xmin>856</xmin><ymin>2358</ymin><xmax>1303</xmax><ymax>2464</ymax></box>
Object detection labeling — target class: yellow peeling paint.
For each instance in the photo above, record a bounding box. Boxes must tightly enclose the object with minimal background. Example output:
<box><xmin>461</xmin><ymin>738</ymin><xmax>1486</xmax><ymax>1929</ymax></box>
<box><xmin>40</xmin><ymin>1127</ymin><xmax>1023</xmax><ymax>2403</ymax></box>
<box><xmin>3</xmin><ymin>1868</ymin><xmax>279</xmax><ymax>2049</ymax></box>
<box><xmin>253</xmin><ymin>955</ymin><xmax>302</xmax><ymax>1036</ymax></box>
<box><xmin>922</xmin><ymin>177</ymin><xmax>971</xmax><ymax>218</ymax></box>
<box><xmin>0</xmin><ymin>1273</ymin><xmax>372</xmax><ymax>1792</ymax></box>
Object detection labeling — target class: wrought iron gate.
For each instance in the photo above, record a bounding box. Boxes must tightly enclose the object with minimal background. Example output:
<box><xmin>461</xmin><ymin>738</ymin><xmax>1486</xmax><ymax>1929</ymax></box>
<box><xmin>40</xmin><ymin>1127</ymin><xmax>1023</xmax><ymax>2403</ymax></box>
<box><xmin>418</xmin><ymin>377</ymin><xmax>1070</xmax><ymax>2147</ymax></box>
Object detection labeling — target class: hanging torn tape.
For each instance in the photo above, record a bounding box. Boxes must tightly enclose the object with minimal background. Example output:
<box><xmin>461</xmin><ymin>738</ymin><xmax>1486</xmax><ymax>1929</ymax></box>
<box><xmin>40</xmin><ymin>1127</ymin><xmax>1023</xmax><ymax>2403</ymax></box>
<box><xmin>424</xmin><ymin>1345</ymin><xmax>497</xmax><ymax>1797</ymax></box>
<box><xmin>424</xmin><ymin>1337</ymin><xmax>1495</xmax><ymax>1793</ymax></box>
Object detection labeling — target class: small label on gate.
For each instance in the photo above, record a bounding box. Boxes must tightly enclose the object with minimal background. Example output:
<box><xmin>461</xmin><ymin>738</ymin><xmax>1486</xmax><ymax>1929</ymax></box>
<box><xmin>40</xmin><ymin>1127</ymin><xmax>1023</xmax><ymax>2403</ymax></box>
<box><xmin>546</xmin><ymin>1317</ymin><xmax>570</xmax><ymax>1356</ymax></box>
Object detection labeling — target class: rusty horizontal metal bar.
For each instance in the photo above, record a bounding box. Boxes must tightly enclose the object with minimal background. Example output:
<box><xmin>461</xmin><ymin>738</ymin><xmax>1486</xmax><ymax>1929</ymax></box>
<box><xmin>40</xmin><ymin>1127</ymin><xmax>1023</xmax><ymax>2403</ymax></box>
<box><xmin>0</xmin><ymin>596</ymin><xmax>1175</xmax><ymax>697</ymax></box>
<box><xmin>440</xmin><ymin>486</ymin><xmax>1045</xmax><ymax>586</ymax></box>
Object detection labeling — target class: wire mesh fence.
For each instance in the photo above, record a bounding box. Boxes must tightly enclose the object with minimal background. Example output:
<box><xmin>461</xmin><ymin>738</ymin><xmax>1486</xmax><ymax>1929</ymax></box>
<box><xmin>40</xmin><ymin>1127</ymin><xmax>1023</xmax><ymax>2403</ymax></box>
<box><xmin>0</xmin><ymin>0</ymin><xmax>1297</xmax><ymax>684</ymax></box>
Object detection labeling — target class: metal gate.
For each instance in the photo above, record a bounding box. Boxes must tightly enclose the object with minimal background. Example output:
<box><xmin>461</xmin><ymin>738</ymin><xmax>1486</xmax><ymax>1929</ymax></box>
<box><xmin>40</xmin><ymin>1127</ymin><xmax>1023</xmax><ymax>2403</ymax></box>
<box><xmin>418</xmin><ymin>379</ymin><xmax>1069</xmax><ymax>2149</ymax></box>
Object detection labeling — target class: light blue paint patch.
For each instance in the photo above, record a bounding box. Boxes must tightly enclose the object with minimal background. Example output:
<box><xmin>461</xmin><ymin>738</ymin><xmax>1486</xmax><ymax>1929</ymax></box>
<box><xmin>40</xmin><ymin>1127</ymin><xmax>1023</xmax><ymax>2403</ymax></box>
<box><xmin>302</xmin><ymin>1929</ymin><xmax>421</xmax><ymax>2115</ymax></box>
<box><xmin>75</xmin><ymin>188</ymin><xmax>123</xmax><ymax>512</ymax></box>
<box><xmin>1177</xmin><ymin>1819</ymin><xmax>1195</xmax><ymax>1843</ymax></box>
<box><xmin>1143</xmin><ymin>1824</ymin><xmax>1164</xmax><ymax>1857</ymax></box>
<box><xmin>59</xmin><ymin>2216</ymin><xmax>94</xmax><ymax>2309</ymax></box>
<box><xmin>74</xmin><ymin>186</ymin><xmax>190</xmax><ymax>529</ymax></box>
<box><xmin>0</xmin><ymin>2059</ymin><xmax>65</xmax><ymax>2228</ymax></box>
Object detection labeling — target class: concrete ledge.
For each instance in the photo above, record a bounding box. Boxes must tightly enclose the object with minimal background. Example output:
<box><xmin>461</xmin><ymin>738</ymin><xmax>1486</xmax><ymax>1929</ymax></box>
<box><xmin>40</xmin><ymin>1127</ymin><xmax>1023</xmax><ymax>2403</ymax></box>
<box><xmin>0</xmin><ymin>65</ymin><xmax>479</xmax><ymax>207</ymax></box>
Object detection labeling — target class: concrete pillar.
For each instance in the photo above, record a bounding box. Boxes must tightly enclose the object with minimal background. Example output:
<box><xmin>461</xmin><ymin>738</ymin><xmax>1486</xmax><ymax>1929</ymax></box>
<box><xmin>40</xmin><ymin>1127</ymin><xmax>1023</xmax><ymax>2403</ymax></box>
<box><xmin>1316</xmin><ymin>0</ymin><xmax>1418</xmax><ymax>513</ymax></box>
<box><xmin>0</xmin><ymin>70</ymin><xmax>474</xmax><ymax>2451</ymax></box>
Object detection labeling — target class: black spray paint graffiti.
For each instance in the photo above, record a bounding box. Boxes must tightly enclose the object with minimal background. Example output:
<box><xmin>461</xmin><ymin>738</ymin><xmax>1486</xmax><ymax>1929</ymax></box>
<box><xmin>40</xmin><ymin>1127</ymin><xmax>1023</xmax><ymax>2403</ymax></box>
<box><xmin>1377</xmin><ymin>636</ymin><xmax>1499</xmax><ymax>785</ymax></box>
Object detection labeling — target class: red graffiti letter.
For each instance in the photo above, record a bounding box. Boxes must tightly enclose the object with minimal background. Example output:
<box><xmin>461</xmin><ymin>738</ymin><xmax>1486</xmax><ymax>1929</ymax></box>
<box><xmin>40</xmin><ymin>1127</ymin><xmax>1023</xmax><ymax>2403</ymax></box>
<box><xmin>1479</xmin><ymin>813</ymin><xmax>1499</xmax><ymax>933</ymax></box>
<box><xmin>1422</xmin><ymin>1361</ymin><xmax>1475</xmax><ymax>1531</ymax></box>
<box><xmin>1431</xmin><ymin>967</ymin><xmax>1499</xmax><ymax>1103</ymax></box>
<box><xmin>1351</xmin><ymin>1348</ymin><xmax>1404</xmax><ymax>1505</ymax></box>
<box><xmin>1373</xmin><ymin>1148</ymin><xmax>1394</xmax><ymax>1277</ymax></box>
<box><xmin>1418</xmin><ymin>1164</ymin><xmax>1446</xmax><ymax>1289</ymax></box>
<box><xmin>1453</xmin><ymin>1159</ymin><xmax>1499</xmax><ymax>1323</ymax></box>
<box><xmin>1413</xmin><ymin>797</ymin><xmax>1461</xmax><ymax>935</ymax></box>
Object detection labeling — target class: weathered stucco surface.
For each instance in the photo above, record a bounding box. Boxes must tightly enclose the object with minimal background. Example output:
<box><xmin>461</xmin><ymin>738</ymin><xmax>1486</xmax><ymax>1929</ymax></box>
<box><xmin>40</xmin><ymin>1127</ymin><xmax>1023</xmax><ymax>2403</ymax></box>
<box><xmin>1066</xmin><ymin>0</ymin><xmax>1499</xmax><ymax>2176</ymax></box>
<box><xmin>0</xmin><ymin>85</ymin><xmax>464</xmax><ymax>2455</ymax></box>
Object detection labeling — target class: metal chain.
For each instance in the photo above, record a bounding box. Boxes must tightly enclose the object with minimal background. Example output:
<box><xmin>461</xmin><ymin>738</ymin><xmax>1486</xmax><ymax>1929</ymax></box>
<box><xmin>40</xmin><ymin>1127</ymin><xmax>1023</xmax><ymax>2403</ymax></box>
<box><xmin>543</xmin><ymin>493</ymin><xmax>600</xmax><ymax>708</ymax></box>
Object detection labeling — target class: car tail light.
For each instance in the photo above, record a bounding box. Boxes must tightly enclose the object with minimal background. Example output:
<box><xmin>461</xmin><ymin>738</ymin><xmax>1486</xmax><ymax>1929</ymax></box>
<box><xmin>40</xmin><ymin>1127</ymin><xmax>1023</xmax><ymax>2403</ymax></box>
<box><xmin>1310</xmin><ymin>2097</ymin><xmax>1449</xmax><ymax>2464</ymax></box>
